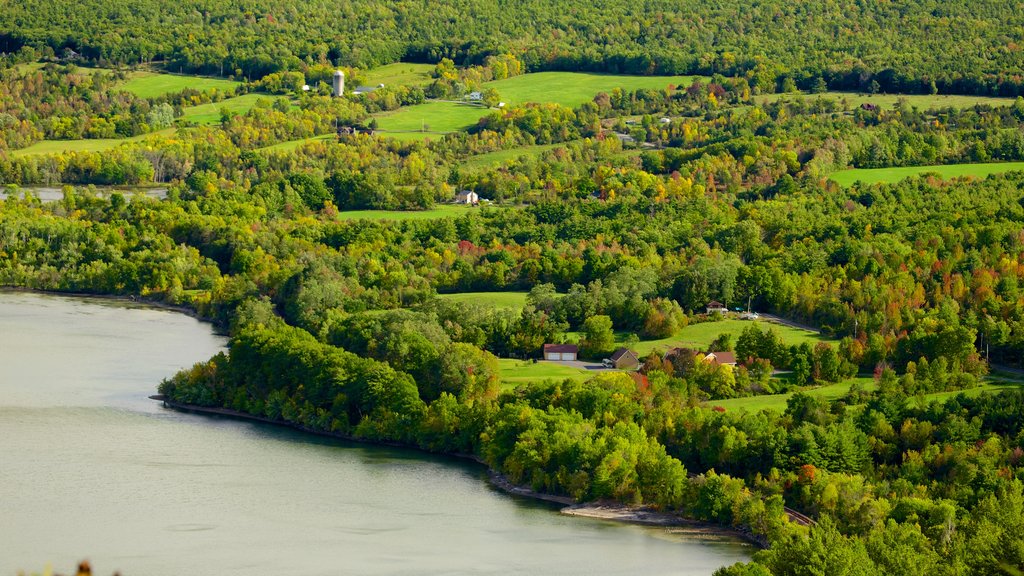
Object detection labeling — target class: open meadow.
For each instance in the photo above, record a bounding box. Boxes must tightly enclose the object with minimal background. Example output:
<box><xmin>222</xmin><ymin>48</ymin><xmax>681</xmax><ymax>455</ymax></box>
<box><xmin>363</xmin><ymin>63</ymin><xmax>434</xmax><ymax>87</ymax></box>
<box><xmin>830</xmin><ymin>162</ymin><xmax>1024</xmax><ymax>187</ymax></box>
<box><xmin>436</xmin><ymin>291</ymin><xmax>531</xmax><ymax>310</ymax></box>
<box><xmin>756</xmin><ymin>91</ymin><xmax>1017</xmax><ymax>110</ymax></box>
<box><xmin>372</xmin><ymin>71</ymin><xmax>705</xmax><ymax>135</ymax></box>
<box><xmin>119</xmin><ymin>72</ymin><xmax>240</xmax><ymax>98</ymax></box>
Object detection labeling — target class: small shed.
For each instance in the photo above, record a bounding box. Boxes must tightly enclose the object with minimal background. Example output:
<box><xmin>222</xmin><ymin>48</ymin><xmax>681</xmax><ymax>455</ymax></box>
<box><xmin>467</xmin><ymin>91</ymin><xmax>484</xmax><ymax>101</ymax></box>
<box><xmin>543</xmin><ymin>344</ymin><xmax>578</xmax><ymax>361</ymax></box>
<box><xmin>608</xmin><ymin>347</ymin><xmax>640</xmax><ymax>370</ymax></box>
<box><xmin>706</xmin><ymin>301</ymin><xmax>728</xmax><ymax>315</ymax></box>
<box><xmin>455</xmin><ymin>190</ymin><xmax>479</xmax><ymax>205</ymax></box>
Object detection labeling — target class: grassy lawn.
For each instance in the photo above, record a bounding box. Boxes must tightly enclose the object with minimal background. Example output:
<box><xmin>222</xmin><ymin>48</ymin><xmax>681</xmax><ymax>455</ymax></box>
<box><xmin>829</xmin><ymin>162</ymin><xmax>1024</xmax><ymax>187</ymax></box>
<box><xmin>630</xmin><ymin>319</ymin><xmax>831</xmax><ymax>357</ymax></box>
<box><xmin>756</xmin><ymin>91</ymin><xmax>1016</xmax><ymax>110</ymax></box>
<box><xmin>364</xmin><ymin>63</ymin><xmax>434</xmax><ymax>87</ymax></box>
<box><xmin>259</xmin><ymin>134</ymin><xmax>334</xmax><ymax>152</ymax></box>
<box><xmin>436</xmin><ymin>291</ymin><xmax>531</xmax><ymax>310</ymax></box>
<box><xmin>498</xmin><ymin>358</ymin><xmax>591</xmax><ymax>387</ymax></box>
<box><xmin>372</xmin><ymin>72</ymin><xmax>705</xmax><ymax>135</ymax></box>
<box><xmin>710</xmin><ymin>375</ymin><xmax>1024</xmax><ymax>413</ymax></box>
<box><xmin>180</xmin><ymin>94</ymin><xmax>290</xmax><ymax>125</ymax></box>
<box><xmin>462</xmin><ymin>143</ymin><xmax>571</xmax><ymax>170</ymax></box>
<box><xmin>485</xmin><ymin>72</ymin><xmax>703</xmax><ymax>108</ymax></box>
<box><xmin>10</xmin><ymin>128</ymin><xmax>176</xmax><ymax>157</ymax></box>
<box><xmin>373</xmin><ymin>101</ymin><xmax>491</xmax><ymax>133</ymax></box>
<box><xmin>119</xmin><ymin>72</ymin><xmax>240</xmax><ymax>99</ymax></box>
<box><xmin>333</xmin><ymin>205</ymin><xmax>476</xmax><ymax>221</ymax></box>
<box><xmin>379</xmin><ymin>132</ymin><xmax>438</xmax><ymax>142</ymax></box>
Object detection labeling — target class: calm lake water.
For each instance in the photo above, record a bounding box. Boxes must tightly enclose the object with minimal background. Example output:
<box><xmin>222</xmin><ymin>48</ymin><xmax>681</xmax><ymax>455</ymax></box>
<box><xmin>0</xmin><ymin>292</ymin><xmax>752</xmax><ymax>576</ymax></box>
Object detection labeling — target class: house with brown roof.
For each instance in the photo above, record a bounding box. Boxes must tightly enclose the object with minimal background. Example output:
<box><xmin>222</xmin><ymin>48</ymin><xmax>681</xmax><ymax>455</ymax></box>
<box><xmin>543</xmin><ymin>343</ymin><xmax>578</xmax><ymax>361</ymax></box>
<box><xmin>701</xmin><ymin>351</ymin><xmax>737</xmax><ymax>366</ymax></box>
<box><xmin>706</xmin><ymin>301</ymin><xmax>728</xmax><ymax>315</ymax></box>
<box><xmin>606</xmin><ymin>347</ymin><xmax>640</xmax><ymax>370</ymax></box>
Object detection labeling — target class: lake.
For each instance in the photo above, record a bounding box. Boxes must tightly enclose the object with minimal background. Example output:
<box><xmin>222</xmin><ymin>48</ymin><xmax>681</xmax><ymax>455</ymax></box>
<box><xmin>0</xmin><ymin>292</ymin><xmax>751</xmax><ymax>575</ymax></box>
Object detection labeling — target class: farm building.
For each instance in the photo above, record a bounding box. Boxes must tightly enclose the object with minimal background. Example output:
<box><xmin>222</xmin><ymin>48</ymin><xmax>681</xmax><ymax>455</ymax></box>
<box><xmin>701</xmin><ymin>351</ymin><xmax>737</xmax><ymax>366</ymax></box>
<box><xmin>332</xmin><ymin>70</ymin><xmax>345</xmax><ymax>97</ymax></box>
<box><xmin>466</xmin><ymin>91</ymin><xmax>483</xmax><ymax>101</ymax></box>
<box><xmin>607</xmin><ymin>348</ymin><xmax>640</xmax><ymax>370</ymax></box>
<box><xmin>706</xmin><ymin>301</ymin><xmax>728</xmax><ymax>315</ymax></box>
<box><xmin>543</xmin><ymin>344</ymin><xmax>578</xmax><ymax>361</ymax></box>
<box><xmin>455</xmin><ymin>190</ymin><xmax>479</xmax><ymax>205</ymax></box>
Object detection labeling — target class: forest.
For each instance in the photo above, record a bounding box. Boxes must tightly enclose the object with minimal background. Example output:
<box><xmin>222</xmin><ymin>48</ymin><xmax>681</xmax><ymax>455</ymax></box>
<box><xmin>5</xmin><ymin>1</ymin><xmax>1024</xmax><ymax>574</ymax></box>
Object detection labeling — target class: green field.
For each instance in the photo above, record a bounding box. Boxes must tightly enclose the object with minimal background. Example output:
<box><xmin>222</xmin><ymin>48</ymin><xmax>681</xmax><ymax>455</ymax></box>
<box><xmin>10</xmin><ymin>128</ymin><xmax>176</xmax><ymax>157</ymax></box>
<box><xmin>630</xmin><ymin>318</ymin><xmax>831</xmax><ymax>357</ymax></box>
<box><xmin>485</xmin><ymin>71</ymin><xmax>702</xmax><ymax>108</ymax></box>
<box><xmin>829</xmin><ymin>162</ymin><xmax>1024</xmax><ymax>187</ymax></box>
<box><xmin>363</xmin><ymin>63</ymin><xmax>435</xmax><ymax>88</ymax></box>
<box><xmin>437</xmin><ymin>291</ymin><xmax>530</xmax><ymax>310</ymax></box>
<box><xmin>373</xmin><ymin>71</ymin><xmax>705</xmax><ymax>135</ymax></box>
<box><xmin>334</xmin><ymin>205</ymin><xmax>476</xmax><ymax>221</ymax></box>
<box><xmin>259</xmin><ymin>134</ymin><xmax>334</xmax><ymax>152</ymax></box>
<box><xmin>373</xmin><ymin>101</ymin><xmax>490</xmax><ymax>134</ymax></box>
<box><xmin>119</xmin><ymin>72</ymin><xmax>240</xmax><ymax>99</ymax></box>
<box><xmin>756</xmin><ymin>91</ymin><xmax>1016</xmax><ymax>110</ymax></box>
<box><xmin>462</xmin><ymin>143</ymin><xmax>570</xmax><ymax>170</ymax></box>
<box><xmin>180</xmin><ymin>94</ymin><xmax>290</xmax><ymax>125</ymax></box>
<box><xmin>710</xmin><ymin>376</ymin><xmax>1023</xmax><ymax>413</ymax></box>
<box><xmin>498</xmin><ymin>358</ymin><xmax>591</xmax><ymax>387</ymax></box>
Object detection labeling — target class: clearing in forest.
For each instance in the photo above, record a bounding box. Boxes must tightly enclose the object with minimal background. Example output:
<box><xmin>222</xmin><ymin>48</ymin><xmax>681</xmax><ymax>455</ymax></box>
<box><xmin>119</xmin><ymin>72</ymin><xmax>240</xmax><ymax>99</ymax></box>
<box><xmin>830</xmin><ymin>162</ymin><xmax>1024</xmax><ymax>187</ymax></box>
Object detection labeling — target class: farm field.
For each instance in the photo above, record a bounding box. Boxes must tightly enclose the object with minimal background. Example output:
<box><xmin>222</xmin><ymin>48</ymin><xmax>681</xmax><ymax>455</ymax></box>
<box><xmin>462</xmin><ymin>143</ymin><xmax>572</xmax><ymax>170</ymax></box>
<box><xmin>372</xmin><ymin>71</ymin><xmax>704</xmax><ymax>135</ymax></box>
<box><xmin>436</xmin><ymin>291</ymin><xmax>531</xmax><ymax>310</ymax></box>
<box><xmin>180</xmin><ymin>93</ymin><xmax>290</xmax><ymax>125</ymax></box>
<box><xmin>10</xmin><ymin>128</ymin><xmax>176</xmax><ymax>157</ymax></box>
<box><xmin>498</xmin><ymin>358</ymin><xmax>591</xmax><ymax>387</ymax></box>
<box><xmin>629</xmin><ymin>318</ymin><xmax>831</xmax><ymax>357</ymax></box>
<box><xmin>485</xmin><ymin>71</ymin><xmax>703</xmax><ymax>108</ymax></box>
<box><xmin>363</xmin><ymin>63</ymin><xmax>434</xmax><ymax>87</ymax></box>
<box><xmin>259</xmin><ymin>134</ymin><xmax>334</xmax><ymax>152</ymax></box>
<box><xmin>373</xmin><ymin>101</ymin><xmax>489</xmax><ymax>134</ymax></box>
<box><xmin>119</xmin><ymin>72</ymin><xmax>240</xmax><ymax>98</ymax></box>
<box><xmin>710</xmin><ymin>376</ymin><xmax>1023</xmax><ymax>413</ymax></box>
<box><xmin>830</xmin><ymin>162</ymin><xmax>1024</xmax><ymax>187</ymax></box>
<box><xmin>333</xmin><ymin>205</ymin><xmax>476</xmax><ymax>221</ymax></box>
<box><xmin>756</xmin><ymin>91</ymin><xmax>1017</xmax><ymax>110</ymax></box>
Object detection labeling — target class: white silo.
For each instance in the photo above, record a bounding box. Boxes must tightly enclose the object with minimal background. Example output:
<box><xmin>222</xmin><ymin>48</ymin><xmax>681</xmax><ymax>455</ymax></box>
<box><xmin>332</xmin><ymin>70</ymin><xmax>345</xmax><ymax>97</ymax></box>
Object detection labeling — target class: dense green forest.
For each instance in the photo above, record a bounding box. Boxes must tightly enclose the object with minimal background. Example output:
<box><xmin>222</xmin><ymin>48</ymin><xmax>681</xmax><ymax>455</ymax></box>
<box><xmin>6</xmin><ymin>2</ymin><xmax>1024</xmax><ymax>574</ymax></box>
<box><xmin>3</xmin><ymin>0</ymin><xmax>1024</xmax><ymax>96</ymax></box>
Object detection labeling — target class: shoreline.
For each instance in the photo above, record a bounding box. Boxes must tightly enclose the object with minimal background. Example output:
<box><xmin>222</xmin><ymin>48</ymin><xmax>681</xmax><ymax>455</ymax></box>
<box><xmin>0</xmin><ymin>287</ymin><xmax>216</xmax><ymax>328</ymax></box>
<box><xmin>154</xmin><ymin>396</ymin><xmax>759</xmax><ymax>546</ymax></box>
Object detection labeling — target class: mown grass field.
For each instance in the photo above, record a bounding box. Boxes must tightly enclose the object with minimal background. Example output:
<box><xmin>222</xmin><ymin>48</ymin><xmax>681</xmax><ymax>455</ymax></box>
<box><xmin>10</xmin><ymin>128</ymin><xmax>176</xmax><ymax>157</ymax></box>
<box><xmin>373</xmin><ymin>101</ymin><xmax>490</xmax><ymax>134</ymax></box>
<box><xmin>485</xmin><ymin>71</ymin><xmax>703</xmax><ymax>108</ymax></box>
<box><xmin>462</xmin><ymin>143</ymin><xmax>571</xmax><ymax>170</ymax></box>
<box><xmin>373</xmin><ymin>71</ymin><xmax>704</xmax><ymax>135</ymax></box>
<box><xmin>756</xmin><ymin>91</ymin><xmax>1016</xmax><ymax>110</ymax></box>
<box><xmin>710</xmin><ymin>376</ymin><xmax>1024</xmax><ymax>413</ymax></box>
<box><xmin>119</xmin><ymin>72</ymin><xmax>240</xmax><ymax>98</ymax></box>
<box><xmin>259</xmin><ymin>134</ymin><xmax>334</xmax><ymax>152</ymax></box>
<box><xmin>363</xmin><ymin>63</ymin><xmax>434</xmax><ymax>88</ymax></box>
<box><xmin>180</xmin><ymin>94</ymin><xmax>290</xmax><ymax>125</ymax></box>
<box><xmin>333</xmin><ymin>205</ymin><xmax>476</xmax><ymax>221</ymax></box>
<box><xmin>829</xmin><ymin>162</ymin><xmax>1024</xmax><ymax>187</ymax></box>
<box><xmin>630</xmin><ymin>318</ymin><xmax>831</xmax><ymax>357</ymax></box>
<box><xmin>436</xmin><ymin>291</ymin><xmax>531</xmax><ymax>310</ymax></box>
<box><xmin>498</xmin><ymin>358</ymin><xmax>591</xmax><ymax>387</ymax></box>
